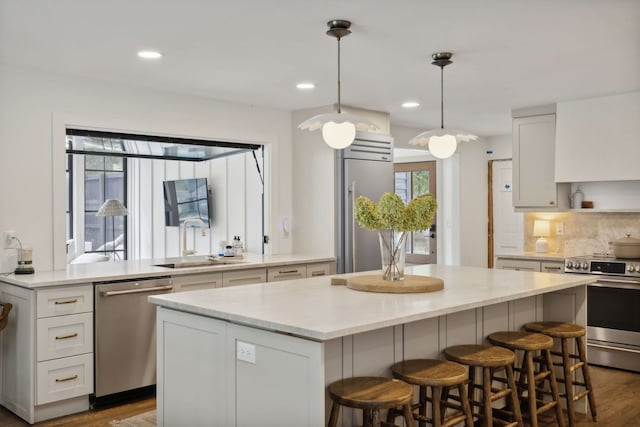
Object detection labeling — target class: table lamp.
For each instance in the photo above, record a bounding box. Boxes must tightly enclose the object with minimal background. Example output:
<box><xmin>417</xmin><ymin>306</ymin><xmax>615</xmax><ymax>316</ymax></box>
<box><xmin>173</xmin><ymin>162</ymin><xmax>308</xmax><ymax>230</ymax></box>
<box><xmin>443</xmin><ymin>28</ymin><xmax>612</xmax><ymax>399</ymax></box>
<box><xmin>533</xmin><ymin>220</ymin><xmax>551</xmax><ymax>253</ymax></box>
<box><xmin>97</xmin><ymin>199</ymin><xmax>128</xmax><ymax>260</ymax></box>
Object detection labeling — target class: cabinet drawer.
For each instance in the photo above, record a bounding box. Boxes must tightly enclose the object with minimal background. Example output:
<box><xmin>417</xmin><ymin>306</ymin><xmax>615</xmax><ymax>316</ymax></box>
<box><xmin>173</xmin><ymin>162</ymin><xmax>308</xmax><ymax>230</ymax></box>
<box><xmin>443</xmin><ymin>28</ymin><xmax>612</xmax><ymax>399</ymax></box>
<box><xmin>541</xmin><ymin>262</ymin><xmax>564</xmax><ymax>274</ymax></box>
<box><xmin>495</xmin><ymin>259</ymin><xmax>540</xmax><ymax>272</ymax></box>
<box><xmin>37</xmin><ymin>312</ymin><xmax>93</xmax><ymax>361</ymax></box>
<box><xmin>173</xmin><ymin>272</ymin><xmax>222</xmax><ymax>292</ymax></box>
<box><xmin>37</xmin><ymin>285</ymin><xmax>93</xmax><ymax>318</ymax></box>
<box><xmin>306</xmin><ymin>262</ymin><xmax>332</xmax><ymax>278</ymax></box>
<box><xmin>36</xmin><ymin>353</ymin><xmax>93</xmax><ymax>405</ymax></box>
<box><xmin>222</xmin><ymin>268</ymin><xmax>267</xmax><ymax>287</ymax></box>
<box><xmin>268</xmin><ymin>265</ymin><xmax>307</xmax><ymax>282</ymax></box>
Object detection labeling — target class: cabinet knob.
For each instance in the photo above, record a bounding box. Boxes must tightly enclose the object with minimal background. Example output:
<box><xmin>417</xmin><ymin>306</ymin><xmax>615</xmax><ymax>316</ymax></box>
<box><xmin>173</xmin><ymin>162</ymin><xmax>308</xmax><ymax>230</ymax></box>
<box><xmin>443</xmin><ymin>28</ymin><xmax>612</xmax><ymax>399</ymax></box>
<box><xmin>549</xmin><ymin>201</ymin><xmax>555</xmax><ymax>205</ymax></box>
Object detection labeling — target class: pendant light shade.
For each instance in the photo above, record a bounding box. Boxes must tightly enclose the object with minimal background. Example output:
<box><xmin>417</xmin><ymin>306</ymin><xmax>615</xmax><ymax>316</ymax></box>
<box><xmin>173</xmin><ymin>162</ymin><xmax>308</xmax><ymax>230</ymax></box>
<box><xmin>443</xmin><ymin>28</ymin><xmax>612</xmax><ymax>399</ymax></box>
<box><xmin>409</xmin><ymin>52</ymin><xmax>477</xmax><ymax>159</ymax></box>
<box><xmin>297</xmin><ymin>20</ymin><xmax>379</xmax><ymax>149</ymax></box>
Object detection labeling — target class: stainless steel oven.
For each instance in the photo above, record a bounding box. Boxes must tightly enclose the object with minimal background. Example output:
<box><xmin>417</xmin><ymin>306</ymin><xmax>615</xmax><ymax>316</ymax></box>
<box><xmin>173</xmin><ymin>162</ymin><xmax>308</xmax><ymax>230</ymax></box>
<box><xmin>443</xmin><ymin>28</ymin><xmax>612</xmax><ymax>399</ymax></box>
<box><xmin>566</xmin><ymin>256</ymin><xmax>640</xmax><ymax>372</ymax></box>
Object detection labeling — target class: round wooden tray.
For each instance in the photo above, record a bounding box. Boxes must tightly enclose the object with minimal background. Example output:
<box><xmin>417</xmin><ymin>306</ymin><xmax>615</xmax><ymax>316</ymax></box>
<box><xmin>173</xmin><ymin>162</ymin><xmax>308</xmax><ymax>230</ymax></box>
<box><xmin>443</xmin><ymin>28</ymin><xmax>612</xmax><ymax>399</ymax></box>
<box><xmin>345</xmin><ymin>274</ymin><xmax>444</xmax><ymax>294</ymax></box>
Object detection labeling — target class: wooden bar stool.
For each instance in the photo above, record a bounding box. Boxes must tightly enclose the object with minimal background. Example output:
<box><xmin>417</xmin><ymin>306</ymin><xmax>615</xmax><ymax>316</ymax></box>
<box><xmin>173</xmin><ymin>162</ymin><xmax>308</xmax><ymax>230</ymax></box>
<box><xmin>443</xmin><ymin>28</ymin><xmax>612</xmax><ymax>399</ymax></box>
<box><xmin>488</xmin><ymin>331</ymin><xmax>566</xmax><ymax>427</ymax></box>
<box><xmin>524</xmin><ymin>321</ymin><xmax>597</xmax><ymax>427</ymax></box>
<box><xmin>387</xmin><ymin>359</ymin><xmax>473</xmax><ymax>427</ymax></box>
<box><xmin>444</xmin><ymin>345</ymin><xmax>523</xmax><ymax>427</ymax></box>
<box><xmin>327</xmin><ymin>376</ymin><xmax>416</xmax><ymax>427</ymax></box>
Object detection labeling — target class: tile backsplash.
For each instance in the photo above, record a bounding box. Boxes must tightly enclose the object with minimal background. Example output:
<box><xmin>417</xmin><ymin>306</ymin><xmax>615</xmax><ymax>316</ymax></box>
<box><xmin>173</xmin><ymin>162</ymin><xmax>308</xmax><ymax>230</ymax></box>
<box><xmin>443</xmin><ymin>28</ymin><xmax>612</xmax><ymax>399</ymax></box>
<box><xmin>524</xmin><ymin>212</ymin><xmax>640</xmax><ymax>256</ymax></box>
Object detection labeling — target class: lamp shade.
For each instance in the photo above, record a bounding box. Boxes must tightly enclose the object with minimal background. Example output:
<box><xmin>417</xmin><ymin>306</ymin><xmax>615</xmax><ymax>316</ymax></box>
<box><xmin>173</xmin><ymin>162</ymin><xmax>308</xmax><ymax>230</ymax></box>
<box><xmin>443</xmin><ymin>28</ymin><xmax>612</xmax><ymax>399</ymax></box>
<box><xmin>409</xmin><ymin>128</ymin><xmax>478</xmax><ymax>159</ymax></box>
<box><xmin>96</xmin><ymin>199</ymin><xmax>128</xmax><ymax>217</ymax></box>
<box><xmin>533</xmin><ymin>220</ymin><xmax>550</xmax><ymax>237</ymax></box>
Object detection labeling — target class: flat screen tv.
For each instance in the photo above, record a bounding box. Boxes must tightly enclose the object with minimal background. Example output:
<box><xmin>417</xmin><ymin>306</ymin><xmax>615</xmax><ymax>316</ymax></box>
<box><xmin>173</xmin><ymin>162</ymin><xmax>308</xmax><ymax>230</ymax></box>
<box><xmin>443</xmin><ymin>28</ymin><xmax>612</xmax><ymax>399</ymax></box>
<box><xmin>163</xmin><ymin>178</ymin><xmax>211</xmax><ymax>227</ymax></box>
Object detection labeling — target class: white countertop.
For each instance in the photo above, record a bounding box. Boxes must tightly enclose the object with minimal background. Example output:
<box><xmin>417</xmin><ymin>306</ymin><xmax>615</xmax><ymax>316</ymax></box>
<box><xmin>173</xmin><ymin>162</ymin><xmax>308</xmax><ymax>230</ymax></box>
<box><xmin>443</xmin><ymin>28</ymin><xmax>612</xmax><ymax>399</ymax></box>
<box><xmin>149</xmin><ymin>264</ymin><xmax>595</xmax><ymax>341</ymax></box>
<box><xmin>0</xmin><ymin>253</ymin><xmax>334</xmax><ymax>289</ymax></box>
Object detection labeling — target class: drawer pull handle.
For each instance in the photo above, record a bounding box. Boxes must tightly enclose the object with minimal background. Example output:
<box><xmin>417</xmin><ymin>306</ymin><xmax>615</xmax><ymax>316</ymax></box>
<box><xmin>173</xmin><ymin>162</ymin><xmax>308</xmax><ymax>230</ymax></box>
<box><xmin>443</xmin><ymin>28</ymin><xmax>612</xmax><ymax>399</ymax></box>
<box><xmin>311</xmin><ymin>271</ymin><xmax>326</xmax><ymax>276</ymax></box>
<box><xmin>278</xmin><ymin>269</ymin><xmax>299</xmax><ymax>274</ymax></box>
<box><xmin>229</xmin><ymin>276</ymin><xmax>263</xmax><ymax>283</ymax></box>
<box><xmin>55</xmin><ymin>333</ymin><xmax>79</xmax><ymax>340</ymax></box>
<box><xmin>544</xmin><ymin>266</ymin><xmax>561</xmax><ymax>271</ymax></box>
<box><xmin>54</xmin><ymin>299</ymin><xmax>78</xmax><ymax>305</ymax></box>
<box><xmin>55</xmin><ymin>374</ymin><xmax>78</xmax><ymax>383</ymax></box>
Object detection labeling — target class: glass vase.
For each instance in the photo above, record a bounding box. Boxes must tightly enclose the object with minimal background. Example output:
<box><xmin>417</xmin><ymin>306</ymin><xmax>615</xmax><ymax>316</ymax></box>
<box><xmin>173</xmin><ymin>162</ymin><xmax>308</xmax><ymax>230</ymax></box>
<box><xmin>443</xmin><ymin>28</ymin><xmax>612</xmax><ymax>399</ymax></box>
<box><xmin>378</xmin><ymin>229</ymin><xmax>407</xmax><ymax>281</ymax></box>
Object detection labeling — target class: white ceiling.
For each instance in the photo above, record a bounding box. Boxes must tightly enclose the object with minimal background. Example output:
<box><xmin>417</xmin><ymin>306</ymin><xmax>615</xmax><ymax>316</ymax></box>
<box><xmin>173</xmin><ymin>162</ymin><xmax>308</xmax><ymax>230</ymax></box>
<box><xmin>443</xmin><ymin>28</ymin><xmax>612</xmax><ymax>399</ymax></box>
<box><xmin>1</xmin><ymin>0</ymin><xmax>639</xmax><ymax>136</ymax></box>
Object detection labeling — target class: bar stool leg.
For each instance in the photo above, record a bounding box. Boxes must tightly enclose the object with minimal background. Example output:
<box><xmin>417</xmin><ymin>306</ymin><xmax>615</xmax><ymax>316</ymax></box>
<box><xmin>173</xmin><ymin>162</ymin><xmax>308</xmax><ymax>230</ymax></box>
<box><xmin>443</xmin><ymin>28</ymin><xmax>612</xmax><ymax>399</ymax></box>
<box><xmin>402</xmin><ymin>403</ymin><xmax>417</xmax><ymax>427</ymax></box>
<box><xmin>561</xmin><ymin>338</ymin><xmax>576</xmax><ymax>427</ymax></box>
<box><xmin>432</xmin><ymin>386</ymin><xmax>442</xmax><ymax>427</ymax></box>
<box><xmin>577</xmin><ymin>336</ymin><xmax>597</xmax><ymax>421</ymax></box>
<box><xmin>372</xmin><ymin>408</ymin><xmax>381</xmax><ymax>427</ymax></box>
<box><xmin>457</xmin><ymin>382</ymin><xmax>474</xmax><ymax>427</ymax></box>
<box><xmin>328</xmin><ymin>402</ymin><xmax>340</xmax><ymax>427</ymax></box>
<box><xmin>506</xmin><ymin>364</ymin><xmax>524</xmax><ymax>427</ymax></box>
<box><xmin>482</xmin><ymin>367</ymin><xmax>494</xmax><ymax>427</ymax></box>
<box><xmin>419</xmin><ymin>384</ymin><xmax>427</xmax><ymax>427</ymax></box>
<box><xmin>524</xmin><ymin>351</ymin><xmax>539</xmax><ymax>427</ymax></box>
<box><xmin>469</xmin><ymin>366</ymin><xmax>477</xmax><ymax>418</ymax></box>
<box><xmin>544</xmin><ymin>348</ymin><xmax>566</xmax><ymax>427</ymax></box>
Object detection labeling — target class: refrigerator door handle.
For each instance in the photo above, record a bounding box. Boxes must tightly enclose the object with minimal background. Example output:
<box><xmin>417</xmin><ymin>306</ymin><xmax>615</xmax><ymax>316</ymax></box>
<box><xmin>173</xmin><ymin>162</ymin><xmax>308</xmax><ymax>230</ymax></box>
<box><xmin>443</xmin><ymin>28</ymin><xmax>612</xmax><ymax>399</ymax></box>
<box><xmin>350</xmin><ymin>181</ymin><xmax>357</xmax><ymax>273</ymax></box>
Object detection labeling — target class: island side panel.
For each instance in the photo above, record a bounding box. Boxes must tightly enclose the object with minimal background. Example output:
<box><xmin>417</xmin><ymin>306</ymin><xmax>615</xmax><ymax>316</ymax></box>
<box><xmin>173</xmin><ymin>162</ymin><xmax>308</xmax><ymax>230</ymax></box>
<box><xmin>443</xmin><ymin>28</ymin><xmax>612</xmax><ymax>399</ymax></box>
<box><xmin>156</xmin><ymin>307</ymin><xmax>229</xmax><ymax>427</ymax></box>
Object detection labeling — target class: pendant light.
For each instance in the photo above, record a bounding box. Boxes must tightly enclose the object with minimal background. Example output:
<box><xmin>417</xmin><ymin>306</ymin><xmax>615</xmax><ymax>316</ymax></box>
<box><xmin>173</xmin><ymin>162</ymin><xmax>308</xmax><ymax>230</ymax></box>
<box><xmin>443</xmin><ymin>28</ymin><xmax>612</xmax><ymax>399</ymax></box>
<box><xmin>409</xmin><ymin>52</ymin><xmax>477</xmax><ymax>159</ymax></box>
<box><xmin>298</xmin><ymin>20</ymin><xmax>379</xmax><ymax>149</ymax></box>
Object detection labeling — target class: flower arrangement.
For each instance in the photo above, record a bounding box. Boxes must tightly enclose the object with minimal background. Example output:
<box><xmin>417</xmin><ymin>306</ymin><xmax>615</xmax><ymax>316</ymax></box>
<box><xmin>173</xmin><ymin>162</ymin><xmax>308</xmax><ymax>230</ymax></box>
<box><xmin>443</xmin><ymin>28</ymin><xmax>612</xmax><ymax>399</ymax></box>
<box><xmin>354</xmin><ymin>193</ymin><xmax>437</xmax><ymax>232</ymax></box>
<box><xmin>354</xmin><ymin>192</ymin><xmax>437</xmax><ymax>281</ymax></box>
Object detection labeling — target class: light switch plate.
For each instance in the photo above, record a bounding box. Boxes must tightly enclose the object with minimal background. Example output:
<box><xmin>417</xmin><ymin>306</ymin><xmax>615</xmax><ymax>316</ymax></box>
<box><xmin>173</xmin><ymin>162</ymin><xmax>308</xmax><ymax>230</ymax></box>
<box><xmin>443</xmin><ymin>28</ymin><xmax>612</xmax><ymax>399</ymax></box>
<box><xmin>236</xmin><ymin>341</ymin><xmax>256</xmax><ymax>364</ymax></box>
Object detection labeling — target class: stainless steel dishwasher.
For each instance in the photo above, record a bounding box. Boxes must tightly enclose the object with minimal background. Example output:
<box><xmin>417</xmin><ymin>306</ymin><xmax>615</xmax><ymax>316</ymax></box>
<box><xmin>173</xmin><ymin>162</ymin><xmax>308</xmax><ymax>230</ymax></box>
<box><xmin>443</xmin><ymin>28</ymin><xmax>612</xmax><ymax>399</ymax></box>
<box><xmin>94</xmin><ymin>276</ymin><xmax>173</xmax><ymax>401</ymax></box>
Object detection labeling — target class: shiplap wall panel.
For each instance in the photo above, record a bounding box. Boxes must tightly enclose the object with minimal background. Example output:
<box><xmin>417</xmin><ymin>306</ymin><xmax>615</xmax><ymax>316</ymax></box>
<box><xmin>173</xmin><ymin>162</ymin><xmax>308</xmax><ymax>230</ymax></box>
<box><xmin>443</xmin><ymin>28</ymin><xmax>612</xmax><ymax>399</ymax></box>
<box><xmin>403</xmin><ymin>317</ymin><xmax>440</xmax><ymax>359</ymax></box>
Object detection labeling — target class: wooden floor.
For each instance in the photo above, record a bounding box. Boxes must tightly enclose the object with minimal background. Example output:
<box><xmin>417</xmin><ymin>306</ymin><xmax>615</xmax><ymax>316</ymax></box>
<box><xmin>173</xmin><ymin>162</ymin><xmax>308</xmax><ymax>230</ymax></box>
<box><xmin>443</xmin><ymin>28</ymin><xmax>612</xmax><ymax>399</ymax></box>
<box><xmin>0</xmin><ymin>366</ymin><xmax>638</xmax><ymax>426</ymax></box>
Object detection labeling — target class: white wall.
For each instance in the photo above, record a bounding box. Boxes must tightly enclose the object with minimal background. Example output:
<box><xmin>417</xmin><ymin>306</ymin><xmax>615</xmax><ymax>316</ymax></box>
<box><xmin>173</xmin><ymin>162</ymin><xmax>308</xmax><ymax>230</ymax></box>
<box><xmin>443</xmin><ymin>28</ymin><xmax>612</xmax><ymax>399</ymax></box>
<box><xmin>0</xmin><ymin>63</ymin><xmax>293</xmax><ymax>272</ymax></box>
<box><xmin>391</xmin><ymin>125</ymin><xmax>513</xmax><ymax>268</ymax></box>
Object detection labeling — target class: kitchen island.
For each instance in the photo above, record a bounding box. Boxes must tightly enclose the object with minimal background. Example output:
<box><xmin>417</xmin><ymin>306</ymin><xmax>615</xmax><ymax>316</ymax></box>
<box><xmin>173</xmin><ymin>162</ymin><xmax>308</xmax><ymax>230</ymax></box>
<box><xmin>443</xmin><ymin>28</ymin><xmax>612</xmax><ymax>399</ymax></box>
<box><xmin>149</xmin><ymin>264</ymin><xmax>595</xmax><ymax>427</ymax></box>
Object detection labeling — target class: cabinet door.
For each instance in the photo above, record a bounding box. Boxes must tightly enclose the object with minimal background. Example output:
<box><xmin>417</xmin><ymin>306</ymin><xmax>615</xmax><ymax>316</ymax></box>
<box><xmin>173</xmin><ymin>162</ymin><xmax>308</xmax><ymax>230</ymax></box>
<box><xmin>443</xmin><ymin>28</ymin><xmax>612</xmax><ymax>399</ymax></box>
<box><xmin>222</xmin><ymin>269</ymin><xmax>267</xmax><ymax>287</ymax></box>
<box><xmin>173</xmin><ymin>272</ymin><xmax>222</xmax><ymax>292</ymax></box>
<box><xmin>513</xmin><ymin>114</ymin><xmax>559</xmax><ymax>208</ymax></box>
<box><xmin>494</xmin><ymin>258</ymin><xmax>540</xmax><ymax>272</ymax></box>
<box><xmin>267</xmin><ymin>265</ymin><xmax>307</xmax><ymax>282</ymax></box>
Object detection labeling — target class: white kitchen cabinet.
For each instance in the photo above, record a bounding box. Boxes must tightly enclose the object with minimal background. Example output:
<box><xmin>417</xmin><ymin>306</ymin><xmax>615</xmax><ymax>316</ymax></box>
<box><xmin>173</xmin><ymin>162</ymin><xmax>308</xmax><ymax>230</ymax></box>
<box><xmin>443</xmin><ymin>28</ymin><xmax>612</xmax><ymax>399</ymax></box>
<box><xmin>512</xmin><ymin>111</ymin><xmax>570</xmax><ymax>209</ymax></box>
<box><xmin>0</xmin><ymin>282</ymin><xmax>93</xmax><ymax>423</ymax></box>
<box><xmin>267</xmin><ymin>265</ymin><xmax>307</xmax><ymax>282</ymax></box>
<box><xmin>172</xmin><ymin>271</ymin><xmax>222</xmax><ymax>292</ymax></box>
<box><xmin>494</xmin><ymin>257</ymin><xmax>564</xmax><ymax>273</ymax></box>
<box><xmin>222</xmin><ymin>268</ymin><xmax>267</xmax><ymax>287</ymax></box>
<box><xmin>556</xmin><ymin>92</ymin><xmax>640</xmax><ymax>182</ymax></box>
<box><xmin>306</xmin><ymin>262</ymin><xmax>334</xmax><ymax>278</ymax></box>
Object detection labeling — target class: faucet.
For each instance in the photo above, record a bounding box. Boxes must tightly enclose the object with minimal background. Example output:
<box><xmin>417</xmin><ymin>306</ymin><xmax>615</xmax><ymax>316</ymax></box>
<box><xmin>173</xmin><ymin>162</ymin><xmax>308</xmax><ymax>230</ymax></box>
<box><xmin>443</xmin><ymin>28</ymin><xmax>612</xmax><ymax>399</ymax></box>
<box><xmin>182</xmin><ymin>218</ymin><xmax>207</xmax><ymax>257</ymax></box>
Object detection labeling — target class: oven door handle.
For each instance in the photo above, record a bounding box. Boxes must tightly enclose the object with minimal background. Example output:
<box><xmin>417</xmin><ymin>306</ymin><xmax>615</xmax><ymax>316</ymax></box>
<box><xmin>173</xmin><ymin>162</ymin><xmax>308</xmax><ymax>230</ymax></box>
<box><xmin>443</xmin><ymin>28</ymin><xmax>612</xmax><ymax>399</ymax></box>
<box><xmin>102</xmin><ymin>285</ymin><xmax>173</xmax><ymax>296</ymax></box>
<box><xmin>588</xmin><ymin>342</ymin><xmax>640</xmax><ymax>355</ymax></box>
<box><xmin>590</xmin><ymin>277</ymin><xmax>640</xmax><ymax>289</ymax></box>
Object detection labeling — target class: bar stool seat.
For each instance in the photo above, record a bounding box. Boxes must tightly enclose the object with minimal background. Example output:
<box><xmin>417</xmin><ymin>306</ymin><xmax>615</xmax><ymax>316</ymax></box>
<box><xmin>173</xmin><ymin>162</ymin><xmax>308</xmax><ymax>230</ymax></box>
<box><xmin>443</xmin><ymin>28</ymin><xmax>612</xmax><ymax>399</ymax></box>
<box><xmin>524</xmin><ymin>321</ymin><xmax>597</xmax><ymax>427</ymax></box>
<box><xmin>444</xmin><ymin>345</ymin><xmax>523</xmax><ymax>427</ymax></box>
<box><xmin>328</xmin><ymin>376</ymin><xmax>415</xmax><ymax>427</ymax></box>
<box><xmin>488</xmin><ymin>331</ymin><xmax>565</xmax><ymax>427</ymax></box>
<box><xmin>388</xmin><ymin>359</ymin><xmax>473</xmax><ymax>427</ymax></box>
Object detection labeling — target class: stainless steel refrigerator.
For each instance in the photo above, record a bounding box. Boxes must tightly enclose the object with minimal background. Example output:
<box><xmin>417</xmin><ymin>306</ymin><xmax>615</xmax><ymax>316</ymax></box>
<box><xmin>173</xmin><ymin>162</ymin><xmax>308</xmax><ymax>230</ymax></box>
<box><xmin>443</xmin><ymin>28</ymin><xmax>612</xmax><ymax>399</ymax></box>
<box><xmin>337</xmin><ymin>132</ymin><xmax>394</xmax><ymax>274</ymax></box>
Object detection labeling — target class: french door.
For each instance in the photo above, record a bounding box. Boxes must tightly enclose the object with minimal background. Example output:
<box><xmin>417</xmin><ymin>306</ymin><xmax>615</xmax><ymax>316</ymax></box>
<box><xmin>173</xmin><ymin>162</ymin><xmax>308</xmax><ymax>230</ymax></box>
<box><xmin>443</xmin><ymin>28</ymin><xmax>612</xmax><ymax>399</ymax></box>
<box><xmin>394</xmin><ymin>161</ymin><xmax>437</xmax><ymax>264</ymax></box>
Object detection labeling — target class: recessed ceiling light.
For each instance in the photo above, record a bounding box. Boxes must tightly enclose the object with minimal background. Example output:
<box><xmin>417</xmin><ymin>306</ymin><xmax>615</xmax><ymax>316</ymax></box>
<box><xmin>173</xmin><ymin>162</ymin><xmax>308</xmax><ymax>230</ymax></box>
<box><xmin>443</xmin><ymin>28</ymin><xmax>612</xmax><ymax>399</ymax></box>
<box><xmin>296</xmin><ymin>82</ymin><xmax>316</xmax><ymax>90</ymax></box>
<box><xmin>402</xmin><ymin>101</ymin><xmax>420</xmax><ymax>108</ymax></box>
<box><xmin>137</xmin><ymin>50</ymin><xmax>163</xmax><ymax>59</ymax></box>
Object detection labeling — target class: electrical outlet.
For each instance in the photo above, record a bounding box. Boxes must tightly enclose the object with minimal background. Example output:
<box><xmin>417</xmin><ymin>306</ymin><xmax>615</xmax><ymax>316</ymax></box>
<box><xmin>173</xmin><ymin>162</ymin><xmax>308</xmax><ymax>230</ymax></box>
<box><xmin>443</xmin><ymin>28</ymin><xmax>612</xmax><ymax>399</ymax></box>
<box><xmin>236</xmin><ymin>341</ymin><xmax>256</xmax><ymax>364</ymax></box>
<box><xmin>3</xmin><ymin>231</ymin><xmax>17</xmax><ymax>249</ymax></box>
<box><xmin>556</xmin><ymin>223</ymin><xmax>564</xmax><ymax>235</ymax></box>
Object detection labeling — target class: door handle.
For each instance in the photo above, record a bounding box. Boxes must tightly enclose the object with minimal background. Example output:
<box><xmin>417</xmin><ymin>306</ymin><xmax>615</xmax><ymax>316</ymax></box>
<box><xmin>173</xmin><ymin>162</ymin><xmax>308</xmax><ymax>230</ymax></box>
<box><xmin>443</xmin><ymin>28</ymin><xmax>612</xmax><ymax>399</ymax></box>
<box><xmin>350</xmin><ymin>181</ymin><xmax>357</xmax><ymax>273</ymax></box>
<box><xmin>102</xmin><ymin>285</ymin><xmax>173</xmax><ymax>296</ymax></box>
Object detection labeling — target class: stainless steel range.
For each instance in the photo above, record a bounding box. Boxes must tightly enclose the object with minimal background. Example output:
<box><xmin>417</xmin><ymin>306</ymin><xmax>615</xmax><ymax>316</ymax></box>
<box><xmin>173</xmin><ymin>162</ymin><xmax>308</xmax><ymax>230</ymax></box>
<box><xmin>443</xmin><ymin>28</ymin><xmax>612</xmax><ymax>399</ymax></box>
<box><xmin>565</xmin><ymin>255</ymin><xmax>640</xmax><ymax>372</ymax></box>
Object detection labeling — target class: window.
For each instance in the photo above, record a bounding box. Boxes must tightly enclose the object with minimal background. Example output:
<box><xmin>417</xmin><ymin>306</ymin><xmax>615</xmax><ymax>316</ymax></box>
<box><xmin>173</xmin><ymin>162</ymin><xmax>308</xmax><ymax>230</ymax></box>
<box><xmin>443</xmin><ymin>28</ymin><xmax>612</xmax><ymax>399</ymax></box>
<box><xmin>84</xmin><ymin>151</ymin><xmax>127</xmax><ymax>260</ymax></box>
<box><xmin>394</xmin><ymin>161</ymin><xmax>437</xmax><ymax>264</ymax></box>
<box><xmin>65</xmin><ymin>154</ymin><xmax>73</xmax><ymax>241</ymax></box>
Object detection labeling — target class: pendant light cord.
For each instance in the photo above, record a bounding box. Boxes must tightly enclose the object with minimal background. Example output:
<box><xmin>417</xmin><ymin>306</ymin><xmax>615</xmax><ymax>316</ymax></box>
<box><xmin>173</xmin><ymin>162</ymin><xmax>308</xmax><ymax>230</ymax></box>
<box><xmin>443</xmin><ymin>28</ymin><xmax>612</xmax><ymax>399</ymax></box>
<box><xmin>440</xmin><ymin>66</ymin><xmax>444</xmax><ymax>129</ymax></box>
<box><xmin>337</xmin><ymin>37</ymin><xmax>342</xmax><ymax>114</ymax></box>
